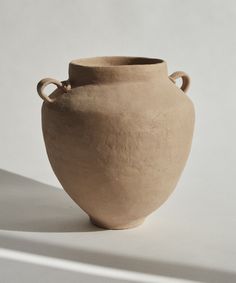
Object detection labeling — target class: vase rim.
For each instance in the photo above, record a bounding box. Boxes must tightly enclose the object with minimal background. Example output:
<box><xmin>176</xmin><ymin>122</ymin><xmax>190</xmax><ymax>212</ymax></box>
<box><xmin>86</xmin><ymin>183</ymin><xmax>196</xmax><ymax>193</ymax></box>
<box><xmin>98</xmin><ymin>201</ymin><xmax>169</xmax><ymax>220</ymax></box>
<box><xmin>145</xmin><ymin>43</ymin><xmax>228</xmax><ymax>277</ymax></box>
<box><xmin>68</xmin><ymin>56</ymin><xmax>168</xmax><ymax>86</ymax></box>
<box><xmin>70</xmin><ymin>56</ymin><xmax>165</xmax><ymax>68</ymax></box>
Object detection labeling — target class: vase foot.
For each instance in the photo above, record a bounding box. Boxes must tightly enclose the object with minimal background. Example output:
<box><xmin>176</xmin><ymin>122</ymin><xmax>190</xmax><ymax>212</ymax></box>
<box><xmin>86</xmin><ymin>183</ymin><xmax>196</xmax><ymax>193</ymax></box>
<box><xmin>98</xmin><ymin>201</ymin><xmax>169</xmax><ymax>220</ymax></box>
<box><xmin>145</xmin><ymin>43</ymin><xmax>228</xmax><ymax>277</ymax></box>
<box><xmin>89</xmin><ymin>216</ymin><xmax>145</xmax><ymax>230</ymax></box>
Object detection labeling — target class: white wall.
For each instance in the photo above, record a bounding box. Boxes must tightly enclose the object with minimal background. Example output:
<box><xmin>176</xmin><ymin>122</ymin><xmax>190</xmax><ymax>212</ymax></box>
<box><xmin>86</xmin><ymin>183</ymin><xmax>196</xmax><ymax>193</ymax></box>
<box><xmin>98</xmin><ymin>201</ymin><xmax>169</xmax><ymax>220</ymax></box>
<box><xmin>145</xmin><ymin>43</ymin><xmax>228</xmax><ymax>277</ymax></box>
<box><xmin>0</xmin><ymin>0</ymin><xmax>235</xmax><ymax>187</ymax></box>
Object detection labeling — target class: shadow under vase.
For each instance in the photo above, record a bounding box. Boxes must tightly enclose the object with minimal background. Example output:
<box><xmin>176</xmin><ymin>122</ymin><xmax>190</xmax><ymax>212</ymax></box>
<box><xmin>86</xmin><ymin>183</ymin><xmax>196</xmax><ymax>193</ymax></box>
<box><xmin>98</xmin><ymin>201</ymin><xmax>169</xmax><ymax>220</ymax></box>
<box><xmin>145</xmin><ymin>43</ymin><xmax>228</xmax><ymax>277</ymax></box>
<box><xmin>0</xmin><ymin>169</ymin><xmax>101</xmax><ymax>233</ymax></box>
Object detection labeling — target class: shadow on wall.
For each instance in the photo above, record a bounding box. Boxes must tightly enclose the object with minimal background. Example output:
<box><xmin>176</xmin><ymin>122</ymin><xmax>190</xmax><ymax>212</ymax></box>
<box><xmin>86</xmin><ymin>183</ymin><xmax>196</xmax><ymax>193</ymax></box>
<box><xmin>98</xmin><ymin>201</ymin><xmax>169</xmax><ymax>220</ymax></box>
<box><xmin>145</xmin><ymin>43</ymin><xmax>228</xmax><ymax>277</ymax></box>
<box><xmin>0</xmin><ymin>169</ymin><xmax>101</xmax><ymax>232</ymax></box>
<box><xmin>0</xmin><ymin>170</ymin><xmax>236</xmax><ymax>282</ymax></box>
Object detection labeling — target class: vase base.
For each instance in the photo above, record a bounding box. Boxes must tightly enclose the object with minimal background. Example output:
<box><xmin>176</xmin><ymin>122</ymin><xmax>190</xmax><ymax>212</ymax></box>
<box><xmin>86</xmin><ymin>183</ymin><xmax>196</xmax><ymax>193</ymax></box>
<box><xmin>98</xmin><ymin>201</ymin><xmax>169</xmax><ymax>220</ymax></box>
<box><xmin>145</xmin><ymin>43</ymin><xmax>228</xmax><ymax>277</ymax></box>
<box><xmin>89</xmin><ymin>216</ymin><xmax>145</xmax><ymax>230</ymax></box>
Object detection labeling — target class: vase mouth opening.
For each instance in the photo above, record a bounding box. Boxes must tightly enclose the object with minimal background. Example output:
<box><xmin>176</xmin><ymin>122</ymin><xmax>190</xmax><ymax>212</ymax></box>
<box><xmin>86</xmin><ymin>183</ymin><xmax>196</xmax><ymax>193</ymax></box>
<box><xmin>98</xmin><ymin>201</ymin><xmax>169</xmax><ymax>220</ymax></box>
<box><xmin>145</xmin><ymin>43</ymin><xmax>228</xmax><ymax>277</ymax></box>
<box><xmin>69</xmin><ymin>56</ymin><xmax>167</xmax><ymax>86</ymax></box>
<box><xmin>70</xmin><ymin>56</ymin><xmax>165</xmax><ymax>68</ymax></box>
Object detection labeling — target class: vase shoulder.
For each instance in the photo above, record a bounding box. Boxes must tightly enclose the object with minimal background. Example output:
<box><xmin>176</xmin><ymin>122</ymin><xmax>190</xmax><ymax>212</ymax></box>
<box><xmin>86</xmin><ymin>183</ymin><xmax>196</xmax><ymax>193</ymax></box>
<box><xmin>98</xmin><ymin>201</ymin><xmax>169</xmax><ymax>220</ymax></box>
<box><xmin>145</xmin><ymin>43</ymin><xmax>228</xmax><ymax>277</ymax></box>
<box><xmin>45</xmin><ymin>78</ymin><xmax>194</xmax><ymax>119</ymax></box>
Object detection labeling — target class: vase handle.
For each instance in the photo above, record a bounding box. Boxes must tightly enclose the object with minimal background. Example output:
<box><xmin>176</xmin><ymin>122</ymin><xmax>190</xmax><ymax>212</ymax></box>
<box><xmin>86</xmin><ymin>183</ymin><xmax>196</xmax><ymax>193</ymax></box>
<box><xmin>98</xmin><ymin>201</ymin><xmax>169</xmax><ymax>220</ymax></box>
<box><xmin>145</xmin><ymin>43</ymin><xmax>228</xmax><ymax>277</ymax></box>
<box><xmin>37</xmin><ymin>78</ymin><xmax>71</xmax><ymax>103</ymax></box>
<box><xmin>169</xmin><ymin>71</ymin><xmax>190</xmax><ymax>93</ymax></box>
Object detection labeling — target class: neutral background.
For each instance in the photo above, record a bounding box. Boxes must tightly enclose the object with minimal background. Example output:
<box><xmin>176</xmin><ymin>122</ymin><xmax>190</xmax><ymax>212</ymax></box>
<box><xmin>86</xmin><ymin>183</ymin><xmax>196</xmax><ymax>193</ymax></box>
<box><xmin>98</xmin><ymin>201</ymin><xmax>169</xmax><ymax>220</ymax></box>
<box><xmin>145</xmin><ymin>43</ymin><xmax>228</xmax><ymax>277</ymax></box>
<box><xmin>0</xmin><ymin>0</ymin><xmax>235</xmax><ymax>191</ymax></box>
<box><xmin>0</xmin><ymin>1</ymin><xmax>236</xmax><ymax>282</ymax></box>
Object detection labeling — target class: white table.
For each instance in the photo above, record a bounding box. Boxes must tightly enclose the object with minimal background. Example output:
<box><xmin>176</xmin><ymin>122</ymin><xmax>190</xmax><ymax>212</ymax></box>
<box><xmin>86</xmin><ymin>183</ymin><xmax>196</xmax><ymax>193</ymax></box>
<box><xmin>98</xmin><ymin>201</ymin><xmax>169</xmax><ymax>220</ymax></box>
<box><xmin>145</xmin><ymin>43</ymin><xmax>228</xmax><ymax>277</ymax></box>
<box><xmin>0</xmin><ymin>169</ymin><xmax>235</xmax><ymax>283</ymax></box>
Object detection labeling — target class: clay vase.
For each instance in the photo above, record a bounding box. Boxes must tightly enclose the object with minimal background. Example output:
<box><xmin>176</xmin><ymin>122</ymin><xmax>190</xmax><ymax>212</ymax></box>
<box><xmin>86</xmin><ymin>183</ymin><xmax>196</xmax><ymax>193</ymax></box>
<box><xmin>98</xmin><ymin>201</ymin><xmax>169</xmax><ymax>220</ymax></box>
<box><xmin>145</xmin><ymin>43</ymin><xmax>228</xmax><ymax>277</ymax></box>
<box><xmin>37</xmin><ymin>56</ymin><xmax>194</xmax><ymax>229</ymax></box>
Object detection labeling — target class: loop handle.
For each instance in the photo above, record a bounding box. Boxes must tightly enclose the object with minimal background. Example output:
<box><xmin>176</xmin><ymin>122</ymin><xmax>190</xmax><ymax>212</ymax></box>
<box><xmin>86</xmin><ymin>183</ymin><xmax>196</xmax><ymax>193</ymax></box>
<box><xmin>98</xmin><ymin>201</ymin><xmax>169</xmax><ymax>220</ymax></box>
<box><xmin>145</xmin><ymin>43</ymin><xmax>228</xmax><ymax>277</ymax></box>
<box><xmin>37</xmin><ymin>78</ymin><xmax>71</xmax><ymax>103</ymax></box>
<box><xmin>169</xmin><ymin>71</ymin><xmax>190</xmax><ymax>93</ymax></box>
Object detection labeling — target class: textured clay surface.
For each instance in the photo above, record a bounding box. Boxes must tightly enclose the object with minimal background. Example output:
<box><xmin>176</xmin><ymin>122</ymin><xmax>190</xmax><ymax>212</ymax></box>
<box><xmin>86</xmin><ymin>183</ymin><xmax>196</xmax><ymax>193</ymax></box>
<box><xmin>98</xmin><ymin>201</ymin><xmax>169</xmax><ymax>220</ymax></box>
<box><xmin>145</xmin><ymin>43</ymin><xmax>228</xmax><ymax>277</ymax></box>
<box><xmin>39</xmin><ymin>57</ymin><xmax>195</xmax><ymax>229</ymax></box>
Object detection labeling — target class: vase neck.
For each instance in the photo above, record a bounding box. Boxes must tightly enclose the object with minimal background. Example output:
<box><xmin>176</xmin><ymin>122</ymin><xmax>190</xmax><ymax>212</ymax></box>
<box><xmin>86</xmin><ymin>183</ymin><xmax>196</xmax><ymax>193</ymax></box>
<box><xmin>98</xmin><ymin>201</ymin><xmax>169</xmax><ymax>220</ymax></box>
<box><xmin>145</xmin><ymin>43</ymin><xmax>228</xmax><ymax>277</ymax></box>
<box><xmin>68</xmin><ymin>56</ymin><xmax>168</xmax><ymax>87</ymax></box>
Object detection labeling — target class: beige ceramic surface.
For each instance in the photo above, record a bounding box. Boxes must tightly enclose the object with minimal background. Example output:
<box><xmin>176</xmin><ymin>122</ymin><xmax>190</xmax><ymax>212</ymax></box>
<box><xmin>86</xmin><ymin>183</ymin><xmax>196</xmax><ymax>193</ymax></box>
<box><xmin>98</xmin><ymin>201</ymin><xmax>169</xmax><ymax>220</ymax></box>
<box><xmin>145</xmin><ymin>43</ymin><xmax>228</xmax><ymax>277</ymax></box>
<box><xmin>37</xmin><ymin>56</ymin><xmax>195</xmax><ymax>229</ymax></box>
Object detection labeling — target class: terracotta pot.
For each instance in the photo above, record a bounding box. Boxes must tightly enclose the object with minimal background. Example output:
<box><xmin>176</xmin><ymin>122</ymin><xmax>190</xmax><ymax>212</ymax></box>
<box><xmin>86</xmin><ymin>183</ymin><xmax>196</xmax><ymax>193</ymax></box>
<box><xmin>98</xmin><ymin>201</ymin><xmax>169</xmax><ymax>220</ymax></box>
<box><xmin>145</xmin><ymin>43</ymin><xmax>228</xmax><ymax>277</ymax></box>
<box><xmin>37</xmin><ymin>56</ymin><xmax>195</xmax><ymax>229</ymax></box>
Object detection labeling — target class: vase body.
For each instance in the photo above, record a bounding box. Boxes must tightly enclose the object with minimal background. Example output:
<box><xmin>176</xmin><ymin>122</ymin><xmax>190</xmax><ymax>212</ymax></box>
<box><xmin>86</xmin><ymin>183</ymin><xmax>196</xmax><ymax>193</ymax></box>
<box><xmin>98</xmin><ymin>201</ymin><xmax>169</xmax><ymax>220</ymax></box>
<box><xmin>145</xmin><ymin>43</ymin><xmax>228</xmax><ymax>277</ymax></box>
<box><xmin>38</xmin><ymin>56</ymin><xmax>195</xmax><ymax>229</ymax></box>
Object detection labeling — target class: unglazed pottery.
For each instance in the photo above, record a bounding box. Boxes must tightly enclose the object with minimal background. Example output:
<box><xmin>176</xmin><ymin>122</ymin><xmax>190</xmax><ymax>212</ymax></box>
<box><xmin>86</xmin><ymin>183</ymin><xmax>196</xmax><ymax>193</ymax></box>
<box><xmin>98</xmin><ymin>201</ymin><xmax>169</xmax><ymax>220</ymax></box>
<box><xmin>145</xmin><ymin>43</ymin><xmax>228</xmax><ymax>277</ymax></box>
<box><xmin>37</xmin><ymin>56</ymin><xmax>195</xmax><ymax>229</ymax></box>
